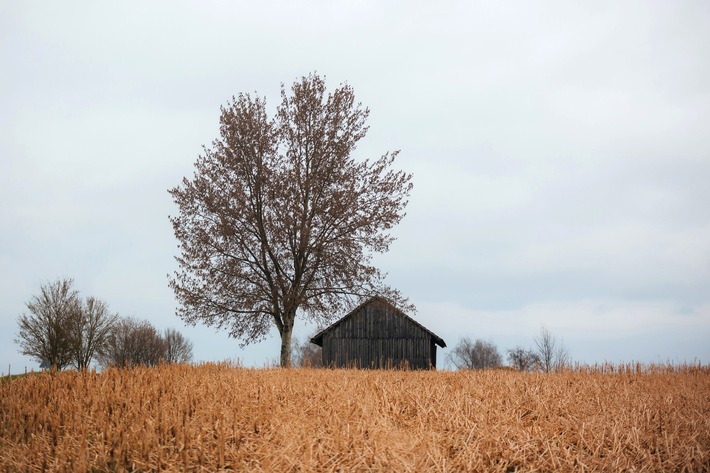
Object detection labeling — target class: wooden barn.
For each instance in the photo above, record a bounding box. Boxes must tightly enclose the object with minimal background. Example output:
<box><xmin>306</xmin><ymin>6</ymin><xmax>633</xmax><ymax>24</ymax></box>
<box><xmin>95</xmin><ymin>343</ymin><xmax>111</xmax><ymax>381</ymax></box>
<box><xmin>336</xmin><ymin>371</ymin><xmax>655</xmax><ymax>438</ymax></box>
<box><xmin>310</xmin><ymin>296</ymin><xmax>446</xmax><ymax>369</ymax></box>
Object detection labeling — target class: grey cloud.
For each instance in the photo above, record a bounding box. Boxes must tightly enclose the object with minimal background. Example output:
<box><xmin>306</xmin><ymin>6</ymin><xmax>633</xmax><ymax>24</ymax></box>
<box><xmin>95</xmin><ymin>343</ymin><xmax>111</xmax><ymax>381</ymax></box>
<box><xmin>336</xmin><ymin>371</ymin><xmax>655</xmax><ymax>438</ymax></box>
<box><xmin>2</xmin><ymin>1</ymin><xmax>709</xmax><ymax>372</ymax></box>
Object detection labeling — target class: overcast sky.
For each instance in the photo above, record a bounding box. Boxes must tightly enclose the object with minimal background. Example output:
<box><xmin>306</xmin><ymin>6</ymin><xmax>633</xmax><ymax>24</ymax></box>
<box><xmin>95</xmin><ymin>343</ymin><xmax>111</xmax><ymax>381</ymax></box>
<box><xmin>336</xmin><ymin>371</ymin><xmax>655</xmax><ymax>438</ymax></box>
<box><xmin>2</xmin><ymin>1</ymin><xmax>709</xmax><ymax>373</ymax></box>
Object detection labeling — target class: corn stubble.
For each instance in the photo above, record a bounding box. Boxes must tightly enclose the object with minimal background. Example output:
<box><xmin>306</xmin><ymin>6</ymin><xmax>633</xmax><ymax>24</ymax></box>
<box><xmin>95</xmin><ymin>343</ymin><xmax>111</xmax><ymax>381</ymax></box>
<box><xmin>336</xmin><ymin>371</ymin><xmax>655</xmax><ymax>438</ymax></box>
<box><xmin>1</xmin><ymin>363</ymin><xmax>708</xmax><ymax>471</ymax></box>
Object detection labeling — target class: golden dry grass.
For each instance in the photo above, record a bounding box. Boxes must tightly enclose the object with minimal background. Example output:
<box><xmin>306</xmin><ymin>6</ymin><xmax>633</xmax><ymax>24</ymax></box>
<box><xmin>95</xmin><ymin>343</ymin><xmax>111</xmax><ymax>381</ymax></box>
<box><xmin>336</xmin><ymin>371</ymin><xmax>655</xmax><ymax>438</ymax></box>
<box><xmin>1</xmin><ymin>363</ymin><xmax>709</xmax><ymax>472</ymax></box>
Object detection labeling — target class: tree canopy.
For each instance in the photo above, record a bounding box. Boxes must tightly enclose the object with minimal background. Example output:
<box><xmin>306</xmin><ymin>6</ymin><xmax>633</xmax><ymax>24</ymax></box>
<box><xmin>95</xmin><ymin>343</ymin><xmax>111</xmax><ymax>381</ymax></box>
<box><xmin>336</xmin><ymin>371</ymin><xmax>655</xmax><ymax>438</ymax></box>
<box><xmin>169</xmin><ymin>73</ymin><xmax>412</xmax><ymax>367</ymax></box>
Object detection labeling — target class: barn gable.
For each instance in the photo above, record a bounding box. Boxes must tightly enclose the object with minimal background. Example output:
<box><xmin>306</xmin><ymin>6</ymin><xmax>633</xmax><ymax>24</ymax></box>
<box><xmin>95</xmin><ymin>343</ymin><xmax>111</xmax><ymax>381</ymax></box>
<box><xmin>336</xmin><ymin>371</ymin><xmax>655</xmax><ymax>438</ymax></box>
<box><xmin>310</xmin><ymin>296</ymin><xmax>446</xmax><ymax>369</ymax></box>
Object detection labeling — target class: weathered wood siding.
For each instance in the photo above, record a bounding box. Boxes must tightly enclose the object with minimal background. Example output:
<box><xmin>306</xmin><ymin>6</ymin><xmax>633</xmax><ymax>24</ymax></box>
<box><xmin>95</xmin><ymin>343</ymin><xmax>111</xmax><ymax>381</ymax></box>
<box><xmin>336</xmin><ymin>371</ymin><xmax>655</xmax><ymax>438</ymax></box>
<box><xmin>321</xmin><ymin>299</ymin><xmax>434</xmax><ymax>369</ymax></box>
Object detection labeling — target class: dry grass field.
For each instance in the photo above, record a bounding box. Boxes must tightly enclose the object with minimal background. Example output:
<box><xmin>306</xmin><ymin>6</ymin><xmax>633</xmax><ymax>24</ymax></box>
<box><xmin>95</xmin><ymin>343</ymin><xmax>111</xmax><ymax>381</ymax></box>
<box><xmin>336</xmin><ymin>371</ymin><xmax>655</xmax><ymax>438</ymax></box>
<box><xmin>1</xmin><ymin>363</ymin><xmax>709</xmax><ymax>472</ymax></box>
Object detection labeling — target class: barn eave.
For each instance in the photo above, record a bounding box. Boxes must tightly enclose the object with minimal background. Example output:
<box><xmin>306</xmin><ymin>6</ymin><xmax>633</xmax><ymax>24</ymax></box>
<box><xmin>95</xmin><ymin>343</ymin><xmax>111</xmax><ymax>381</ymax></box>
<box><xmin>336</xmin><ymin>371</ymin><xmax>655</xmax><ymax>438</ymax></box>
<box><xmin>309</xmin><ymin>296</ymin><xmax>446</xmax><ymax>348</ymax></box>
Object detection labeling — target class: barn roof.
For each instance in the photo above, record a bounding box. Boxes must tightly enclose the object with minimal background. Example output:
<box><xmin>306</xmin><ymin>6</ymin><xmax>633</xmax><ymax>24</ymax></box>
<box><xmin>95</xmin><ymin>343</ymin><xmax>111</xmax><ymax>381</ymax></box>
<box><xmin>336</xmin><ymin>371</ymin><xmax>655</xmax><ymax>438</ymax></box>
<box><xmin>310</xmin><ymin>296</ymin><xmax>447</xmax><ymax>348</ymax></box>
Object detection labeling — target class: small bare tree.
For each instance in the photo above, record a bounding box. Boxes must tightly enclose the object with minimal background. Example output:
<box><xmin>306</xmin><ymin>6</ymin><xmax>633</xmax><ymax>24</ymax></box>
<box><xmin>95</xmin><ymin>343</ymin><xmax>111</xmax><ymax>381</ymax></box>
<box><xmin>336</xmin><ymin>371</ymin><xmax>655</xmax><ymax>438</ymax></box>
<box><xmin>15</xmin><ymin>278</ymin><xmax>81</xmax><ymax>370</ymax></box>
<box><xmin>534</xmin><ymin>326</ymin><xmax>570</xmax><ymax>372</ymax></box>
<box><xmin>134</xmin><ymin>323</ymin><xmax>167</xmax><ymax>367</ymax></box>
<box><xmin>98</xmin><ymin>317</ymin><xmax>165</xmax><ymax>368</ymax></box>
<box><xmin>169</xmin><ymin>73</ymin><xmax>413</xmax><ymax>367</ymax></box>
<box><xmin>163</xmin><ymin>328</ymin><xmax>194</xmax><ymax>364</ymax></box>
<box><xmin>507</xmin><ymin>346</ymin><xmax>540</xmax><ymax>372</ymax></box>
<box><xmin>291</xmin><ymin>335</ymin><xmax>322</xmax><ymax>368</ymax></box>
<box><xmin>447</xmin><ymin>337</ymin><xmax>502</xmax><ymax>370</ymax></box>
<box><xmin>68</xmin><ymin>297</ymin><xmax>118</xmax><ymax>370</ymax></box>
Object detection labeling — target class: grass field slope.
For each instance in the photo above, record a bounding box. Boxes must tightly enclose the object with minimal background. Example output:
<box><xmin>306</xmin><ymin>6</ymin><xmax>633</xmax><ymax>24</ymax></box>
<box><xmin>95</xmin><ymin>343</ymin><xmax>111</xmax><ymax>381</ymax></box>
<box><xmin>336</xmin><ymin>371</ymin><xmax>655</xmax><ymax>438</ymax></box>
<box><xmin>1</xmin><ymin>363</ymin><xmax>708</xmax><ymax>471</ymax></box>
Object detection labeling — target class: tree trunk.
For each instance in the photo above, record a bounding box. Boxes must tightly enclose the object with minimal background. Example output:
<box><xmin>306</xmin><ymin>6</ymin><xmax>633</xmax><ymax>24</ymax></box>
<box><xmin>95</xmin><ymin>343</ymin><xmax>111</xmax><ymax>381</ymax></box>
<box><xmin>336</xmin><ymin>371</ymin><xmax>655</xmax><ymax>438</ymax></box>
<box><xmin>279</xmin><ymin>325</ymin><xmax>293</xmax><ymax>368</ymax></box>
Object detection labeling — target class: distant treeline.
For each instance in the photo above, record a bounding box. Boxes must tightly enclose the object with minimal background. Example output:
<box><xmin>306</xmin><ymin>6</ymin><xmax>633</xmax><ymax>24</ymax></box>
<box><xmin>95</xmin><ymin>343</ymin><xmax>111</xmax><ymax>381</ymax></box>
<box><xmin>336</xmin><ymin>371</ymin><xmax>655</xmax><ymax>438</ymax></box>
<box><xmin>15</xmin><ymin>278</ymin><xmax>193</xmax><ymax>370</ymax></box>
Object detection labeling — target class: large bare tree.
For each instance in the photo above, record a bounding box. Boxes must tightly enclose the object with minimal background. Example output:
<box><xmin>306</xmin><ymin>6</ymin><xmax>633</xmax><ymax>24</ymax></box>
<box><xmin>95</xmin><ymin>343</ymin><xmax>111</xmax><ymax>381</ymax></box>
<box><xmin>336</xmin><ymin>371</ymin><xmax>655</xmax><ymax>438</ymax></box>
<box><xmin>169</xmin><ymin>74</ymin><xmax>412</xmax><ymax>367</ymax></box>
<box><xmin>15</xmin><ymin>278</ymin><xmax>81</xmax><ymax>371</ymax></box>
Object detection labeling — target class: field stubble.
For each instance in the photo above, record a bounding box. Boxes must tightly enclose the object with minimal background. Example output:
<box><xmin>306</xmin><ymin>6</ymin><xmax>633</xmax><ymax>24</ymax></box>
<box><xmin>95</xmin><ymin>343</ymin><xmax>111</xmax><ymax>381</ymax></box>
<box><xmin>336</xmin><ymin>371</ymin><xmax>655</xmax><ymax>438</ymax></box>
<box><xmin>1</xmin><ymin>363</ymin><xmax>708</xmax><ymax>471</ymax></box>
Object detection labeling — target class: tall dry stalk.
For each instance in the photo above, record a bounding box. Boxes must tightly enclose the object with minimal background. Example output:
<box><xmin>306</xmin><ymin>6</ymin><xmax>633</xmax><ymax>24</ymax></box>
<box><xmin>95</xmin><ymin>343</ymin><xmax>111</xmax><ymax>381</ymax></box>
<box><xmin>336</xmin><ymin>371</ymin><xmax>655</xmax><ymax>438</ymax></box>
<box><xmin>1</xmin><ymin>363</ymin><xmax>708</xmax><ymax>471</ymax></box>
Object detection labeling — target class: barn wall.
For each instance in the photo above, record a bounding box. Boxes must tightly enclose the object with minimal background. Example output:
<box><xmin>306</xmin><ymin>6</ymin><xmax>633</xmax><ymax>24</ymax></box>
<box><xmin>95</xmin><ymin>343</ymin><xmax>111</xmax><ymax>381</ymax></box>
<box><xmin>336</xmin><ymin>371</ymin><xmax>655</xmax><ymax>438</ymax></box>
<box><xmin>321</xmin><ymin>300</ymin><xmax>435</xmax><ymax>369</ymax></box>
